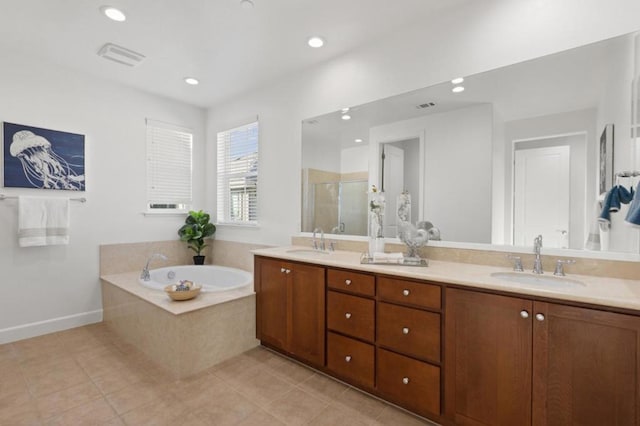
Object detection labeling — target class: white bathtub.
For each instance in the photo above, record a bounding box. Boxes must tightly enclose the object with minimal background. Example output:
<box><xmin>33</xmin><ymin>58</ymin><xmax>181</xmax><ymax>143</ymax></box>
<box><xmin>139</xmin><ymin>265</ymin><xmax>252</xmax><ymax>292</ymax></box>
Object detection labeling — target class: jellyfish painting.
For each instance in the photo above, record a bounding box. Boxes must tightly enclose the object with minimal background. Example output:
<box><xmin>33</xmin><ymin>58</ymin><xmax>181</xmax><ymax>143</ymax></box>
<box><xmin>4</xmin><ymin>123</ymin><xmax>85</xmax><ymax>191</ymax></box>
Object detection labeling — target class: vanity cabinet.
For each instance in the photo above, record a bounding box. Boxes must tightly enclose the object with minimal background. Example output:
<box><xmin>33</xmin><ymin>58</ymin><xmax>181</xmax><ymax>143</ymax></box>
<box><xmin>255</xmin><ymin>256</ymin><xmax>325</xmax><ymax>367</ymax></box>
<box><xmin>445</xmin><ymin>287</ymin><xmax>640</xmax><ymax>426</ymax></box>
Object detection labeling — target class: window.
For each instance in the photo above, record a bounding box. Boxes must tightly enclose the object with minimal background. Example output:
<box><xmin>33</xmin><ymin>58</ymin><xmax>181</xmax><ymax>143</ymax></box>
<box><xmin>217</xmin><ymin>121</ymin><xmax>259</xmax><ymax>225</ymax></box>
<box><xmin>146</xmin><ymin>119</ymin><xmax>193</xmax><ymax>212</ymax></box>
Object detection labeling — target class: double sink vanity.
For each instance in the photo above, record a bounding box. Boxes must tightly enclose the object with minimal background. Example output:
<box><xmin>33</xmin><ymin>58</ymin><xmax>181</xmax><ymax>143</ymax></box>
<box><xmin>252</xmin><ymin>246</ymin><xmax>640</xmax><ymax>425</ymax></box>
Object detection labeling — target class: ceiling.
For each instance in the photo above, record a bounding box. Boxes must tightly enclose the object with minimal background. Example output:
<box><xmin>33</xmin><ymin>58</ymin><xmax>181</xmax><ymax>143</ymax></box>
<box><xmin>0</xmin><ymin>0</ymin><xmax>473</xmax><ymax>109</ymax></box>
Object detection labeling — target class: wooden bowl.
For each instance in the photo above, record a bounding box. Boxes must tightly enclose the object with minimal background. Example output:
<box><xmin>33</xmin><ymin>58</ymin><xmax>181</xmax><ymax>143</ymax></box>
<box><xmin>164</xmin><ymin>284</ymin><xmax>202</xmax><ymax>301</ymax></box>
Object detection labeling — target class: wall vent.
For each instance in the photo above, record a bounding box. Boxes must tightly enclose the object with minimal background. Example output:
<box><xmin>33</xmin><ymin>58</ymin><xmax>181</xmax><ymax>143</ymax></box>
<box><xmin>416</xmin><ymin>102</ymin><xmax>436</xmax><ymax>109</ymax></box>
<box><xmin>97</xmin><ymin>43</ymin><xmax>146</xmax><ymax>67</ymax></box>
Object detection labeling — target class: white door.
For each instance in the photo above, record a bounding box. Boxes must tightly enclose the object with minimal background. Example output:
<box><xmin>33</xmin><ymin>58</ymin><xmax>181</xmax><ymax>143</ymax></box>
<box><xmin>382</xmin><ymin>144</ymin><xmax>404</xmax><ymax>238</ymax></box>
<box><xmin>514</xmin><ymin>145</ymin><xmax>570</xmax><ymax>248</ymax></box>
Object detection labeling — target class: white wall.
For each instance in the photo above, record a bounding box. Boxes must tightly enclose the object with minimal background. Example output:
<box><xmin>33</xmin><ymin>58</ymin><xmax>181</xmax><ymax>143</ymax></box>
<box><xmin>206</xmin><ymin>0</ymin><xmax>640</xmax><ymax>247</ymax></box>
<box><xmin>340</xmin><ymin>146</ymin><xmax>368</xmax><ymax>174</ymax></box>
<box><xmin>0</xmin><ymin>49</ymin><xmax>206</xmax><ymax>341</ymax></box>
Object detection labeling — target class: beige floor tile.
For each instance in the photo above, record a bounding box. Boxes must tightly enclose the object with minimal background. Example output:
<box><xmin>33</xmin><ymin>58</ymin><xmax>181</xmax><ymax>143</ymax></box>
<box><xmin>232</xmin><ymin>367</ymin><xmax>295</xmax><ymax>408</ymax></box>
<box><xmin>264</xmin><ymin>388</ymin><xmax>328</xmax><ymax>425</ymax></box>
<box><xmin>263</xmin><ymin>356</ymin><xmax>316</xmax><ymax>385</ymax></box>
<box><xmin>24</xmin><ymin>359</ymin><xmax>91</xmax><ymax>398</ymax></box>
<box><xmin>0</xmin><ymin>388</ymin><xmax>33</xmax><ymax>414</ymax></box>
<box><xmin>307</xmin><ymin>405</ymin><xmax>372</xmax><ymax>426</ymax></box>
<box><xmin>375</xmin><ymin>405</ymin><xmax>436</xmax><ymax>425</ymax></box>
<box><xmin>120</xmin><ymin>394</ymin><xmax>188</xmax><ymax>426</ymax></box>
<box><xmin>209</xmin><ymin>353</ymin><xmax>260</xmax><ymax>385</ymax></box>
<box><xmin>0</xmin><ymin>344</ymin><xmax>16</xmax><ymax>363</ymax></box>
<box><xmin>0</xmin><ymin>399</ymin><xmax>42</xmax><ymax>425</ymax></box>
<box><xmin>335</xmin><ymin>387</ymin><xmax>388</xmax><ymax>420</ymax></box>
<box><xmin>169</xmin><ymin>412</ymin><xmax>207</xmax><ymax>426</ymax></box>
<box><xmin>237</xmin><ymin>408</ymin><xmax>286</xmax><ymax>426</ymax></box>
<box><xmin>297</xmin><ymin>373</ymin><xmax>349</xmax><ymax>404</ymax></box>
<box><xmin>191</xmin><ymin>391</ymin><xmax>261</xmax><ymax>426</ymax></box>
<box><xmin>77</xmin><ymin>352</ymin><xmax>129</xmax><ymax>379</ymax></box>
<box><xmin>46</xmin><ymin>397</ymin><xmax>118</xmax><ymax>426</ymax></box>
<box><xmin>91</xmin><ymin>364</ymin><xmax>149</xmax><ymax>395</ymax></box>
<box><xmin>0</xmin><ymin>370</ymin><xmax>29</xmax><ymax>400</ymax></box>
<box><xmin>104</xmin><ymin>379</ymin><xmax>163</xmax><ymax>415</ymax></box>
<box><xmin>35</xmin><ymin>381</ymin><xmax>102</xmax><ymax>420</ymax></box>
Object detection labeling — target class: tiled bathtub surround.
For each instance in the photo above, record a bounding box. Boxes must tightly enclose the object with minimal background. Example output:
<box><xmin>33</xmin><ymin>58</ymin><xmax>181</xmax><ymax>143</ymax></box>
<box><xmin>99</xmin><ymin>239</ymin><xmax>270</xmax><ymax>379</ymax></box>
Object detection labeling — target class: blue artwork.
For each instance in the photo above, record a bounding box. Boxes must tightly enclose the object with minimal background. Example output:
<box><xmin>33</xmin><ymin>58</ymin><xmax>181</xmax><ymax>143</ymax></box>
<box><xmin>3</xmin><ymin>122</ymin><xmax>85</xmax><ymax>191</ymax></box>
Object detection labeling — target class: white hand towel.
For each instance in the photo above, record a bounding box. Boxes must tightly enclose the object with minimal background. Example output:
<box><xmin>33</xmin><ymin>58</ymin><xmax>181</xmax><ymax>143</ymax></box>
<box><xmin>18</xmin><ymin>196</ymin><xmax>70</xmax><ymax>247</ymax></box>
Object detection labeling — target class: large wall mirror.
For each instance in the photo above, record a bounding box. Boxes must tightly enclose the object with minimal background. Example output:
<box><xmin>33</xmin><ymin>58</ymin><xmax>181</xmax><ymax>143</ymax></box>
<box><xmin>302</xmin><ymin>31</ymin><xmax>640</xmax><ymax>256</ymax></box>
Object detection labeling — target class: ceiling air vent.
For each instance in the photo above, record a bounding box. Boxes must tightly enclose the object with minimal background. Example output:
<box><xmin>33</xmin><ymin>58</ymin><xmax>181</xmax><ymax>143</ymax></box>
<box><xmin>97</xmin><ymin>43</ymin><xmax>145</xmax><ymax>67</ymax></box>
<box><xmin>305</xmin><ymin>119</ymin><xmax>319</xmax><ymax>125</ymax></box>
<box><xmin>416</xmin><ymin>102</ymin><xmax>436</xmax><ymax>109</ymax></box>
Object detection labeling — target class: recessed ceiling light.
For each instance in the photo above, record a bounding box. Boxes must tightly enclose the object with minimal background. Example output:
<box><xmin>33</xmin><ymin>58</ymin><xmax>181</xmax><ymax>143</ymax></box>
<box><xmin>451</xmin><ymin>77</ymin><xmax>464</xmax><ymax>85</ymax></box>
<box><xmin>452</xmin><ymin>86</ymin><xmax>465</xmax><ymax>93</ymax></box>
<box><xmin>308</xmin><ymin>36</ymin><xmax>325</xmax><ymax>48</ymax></box>
<box><xmin>100</xmin><ymin>6</ymin><xmax>126</xmax><ymax>22</ymax></box>
<box><xmin>184</xmin><ymin>77</ymin><xmax>199</xmax><ymax>85</ymax></box>
<box><xmin>240</xmin><ymin>0</ymin><xmax>254</xmax><ymax>9</ymax></box>
<box><xmin>355</xmin><ymin>138</ymin><xmax>363</xmax><ymax>143</ymax></box>
<box><xmin>341</xmin><ymin>107</ymin><xmax>350</xmax><ymax>113</ymax></box>
<box><xmin>341</xmin><ymin>114</ymin><xmax>351</xmax><ymax>120</ymax></box>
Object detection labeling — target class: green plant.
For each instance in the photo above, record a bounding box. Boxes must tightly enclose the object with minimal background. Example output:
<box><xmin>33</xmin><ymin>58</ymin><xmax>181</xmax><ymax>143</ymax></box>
<box><xmin>178</xmin><ymin>210</ymin><xmax>216</xmax><ymax>256</ymax></box>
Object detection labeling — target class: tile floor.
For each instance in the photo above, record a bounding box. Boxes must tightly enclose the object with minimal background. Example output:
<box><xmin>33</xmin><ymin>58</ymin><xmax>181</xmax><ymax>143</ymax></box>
<box><xmin>0</xmin><ymin>323</ymin><xmax>437</xmax><ymax>425</ymax></box>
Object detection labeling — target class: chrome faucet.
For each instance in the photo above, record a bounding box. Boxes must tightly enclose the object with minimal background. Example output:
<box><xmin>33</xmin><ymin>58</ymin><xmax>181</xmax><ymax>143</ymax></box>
<box><xmin>312</xmin><ymin>227</ymin><xmax>325</xmax><ymax>251</ymax></box>
<box><xmin>141</xmin><ymin>253</ymin><xmax>168</xmax><ymax>281</ymax></box>
<box><xmin>532</xmin><ymin>235</ymin><xmax>543</xmax><ymax>274</ymax></box>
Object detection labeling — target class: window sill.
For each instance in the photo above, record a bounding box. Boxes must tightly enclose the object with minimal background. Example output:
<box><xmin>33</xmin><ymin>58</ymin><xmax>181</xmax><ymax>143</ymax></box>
<box><xmin>142</xmin><ymin>210</ymin><xmax>189</xmax><ymax>217</ymax></box>
<box><xmin>215</xmin><ymin>221</ymin><xmax>260</xmax><ymax>228</ymax></box>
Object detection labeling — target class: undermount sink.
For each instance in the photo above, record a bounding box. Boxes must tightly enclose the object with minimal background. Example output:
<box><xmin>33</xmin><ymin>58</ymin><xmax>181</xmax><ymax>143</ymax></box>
<box><xmin>490</xmin><ymin>271</ymin><xmax>585</xmax><ymax>288</ymax></box>
<box><xmin>286</xmin><ymin>248</ymin><xmax>331</xmax><ymax>256</ymax></box>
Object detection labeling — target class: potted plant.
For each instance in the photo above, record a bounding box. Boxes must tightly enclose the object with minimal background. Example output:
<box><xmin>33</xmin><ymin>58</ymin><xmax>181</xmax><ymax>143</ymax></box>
<box><xmin>178</xmin><ymin>210</ymin><xmax>216</xmax><ymax>264</ymax></box>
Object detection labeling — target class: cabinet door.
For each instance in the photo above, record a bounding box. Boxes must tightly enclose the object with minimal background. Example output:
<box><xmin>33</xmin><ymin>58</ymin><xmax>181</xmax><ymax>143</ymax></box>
<box><xmin>256</xmin><ymin>257</ymin><xmax>288</xmax><ymax>350</ymax></box>
<box><xmin>533</xmin><ymin>302</ymin><xmax>640</xmax><ymax>426</ymax></box>
<box><xmin>445</xmin><ymin>288</ymin><xmax>532</xmax><ymax>425</ymax></box>
<box><xmin>290</xmin><ymin>263</ymin><xmax>326</xmax><ymax>366</ymax></box>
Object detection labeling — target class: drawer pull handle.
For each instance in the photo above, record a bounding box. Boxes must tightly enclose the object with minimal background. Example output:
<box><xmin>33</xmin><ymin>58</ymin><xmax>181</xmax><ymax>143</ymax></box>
<box><xmin>345</xmin><ymin>279</ymin><xmax>352</xmax><ymax>285</ymax></box>
<box><xmin>520</xmin><ymin>310</ymin><xmax>529</xmax><ymax>319</ymax></box>
<box><xmin>402</xmin><ymin>327</ymin><xmax>410</xmax><ymax>335</ymax></box>
<box><xmin>345</xmin><ymin>312</ymin><xmax>352</xmax><ymax>319</ymax></box>
<box><xmin>402</xmin><ymin>289</ymin><xmax>410</xmax><ymax>296</ymax></box>
<box><xmin>536</xmin><ymin>313</ymin><xmax>545</xmax><ymax>322</ymax></box>
<box><xmin>345</xmin><ymin>355</ymin><xmax>352</xmax><ymax>363</ymax></box>
<box><xmin>402</xmin><ymin>377</ymin><xmax>410</xmax><ymax>385</ymax></box>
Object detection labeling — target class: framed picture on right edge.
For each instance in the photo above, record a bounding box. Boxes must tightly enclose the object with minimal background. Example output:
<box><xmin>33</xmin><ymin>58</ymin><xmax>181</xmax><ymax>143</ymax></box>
<box><xmin>599</xmin><ymin>123</ymin><xmax>614</xmax><ymax>196</ymax></box>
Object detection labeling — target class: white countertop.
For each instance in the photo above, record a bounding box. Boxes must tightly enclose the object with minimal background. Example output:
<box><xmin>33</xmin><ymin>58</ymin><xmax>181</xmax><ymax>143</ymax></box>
<box><xmin>101</xmin><ymin>271</ymin><xmax>255</xmax><ymax>315</ymax></box>
<box><xmin>253</xmin><ymin>246</ymin><xmax>640</xmax><ymax>313</ymax></box>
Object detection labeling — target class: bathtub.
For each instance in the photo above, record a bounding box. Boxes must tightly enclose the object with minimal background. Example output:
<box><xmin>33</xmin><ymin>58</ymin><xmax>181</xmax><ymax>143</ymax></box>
<box><xmin>139</xmin><ymin>265</ymin><xmax>252</xmax><ymax>292</ymax></box>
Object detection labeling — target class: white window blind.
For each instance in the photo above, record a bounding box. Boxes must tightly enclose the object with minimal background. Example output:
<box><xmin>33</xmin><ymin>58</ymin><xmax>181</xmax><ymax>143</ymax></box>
<box><xmin>217</xmin><ymin>121</ymin><xmax>259</xmax><ymax>225</ymax></box>
<box><xmin>146</xmin><ymin>119</ymin><xmax>193</xmax><ymax>211</ymax></box>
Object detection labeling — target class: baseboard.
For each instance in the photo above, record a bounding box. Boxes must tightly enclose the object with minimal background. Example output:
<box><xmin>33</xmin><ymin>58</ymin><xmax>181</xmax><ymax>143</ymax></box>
<box><xmin>0</xmin><ymin>309</ymin><xmax>103</xmax><ymax>344</ymax></box>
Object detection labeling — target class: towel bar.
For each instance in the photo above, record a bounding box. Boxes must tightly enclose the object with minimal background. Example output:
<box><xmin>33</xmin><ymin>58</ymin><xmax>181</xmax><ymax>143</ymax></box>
<box><xmin>0</xmin><ymin>194</ymin><xmax>86</xmax><ymax>202</ymax></box>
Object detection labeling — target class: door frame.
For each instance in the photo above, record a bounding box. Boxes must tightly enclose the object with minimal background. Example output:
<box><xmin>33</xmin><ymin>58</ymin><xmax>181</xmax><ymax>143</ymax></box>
<box><xmin>509</xmin><ymin>131</ymin><xmax>587</xmax><ymax>247</ymax></box>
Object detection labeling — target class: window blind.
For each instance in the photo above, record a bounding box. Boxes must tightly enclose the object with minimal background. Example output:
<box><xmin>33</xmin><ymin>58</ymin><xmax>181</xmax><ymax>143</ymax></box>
<box><xmin>217</xmin><ymin>121</ymin><xmax>259</xmax><ymax>224</ymax></box>
<box><xmin>146</xmin><ymin>119</ymin><xmax>193</xmax><ymax>211</ymax></box>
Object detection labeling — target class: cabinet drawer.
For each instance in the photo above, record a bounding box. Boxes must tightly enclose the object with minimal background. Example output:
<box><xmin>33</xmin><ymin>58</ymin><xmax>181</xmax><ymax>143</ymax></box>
<box><xmin>327</xmin><ymin>332</ymin><xmax>374</xmax><ymax>388</ymax></box>
<box><xmin>378</xmin><ymin>276</ymin><xmax>441</xmax><ymax>310</ymax></box>
<box><xmin>328</xmin><ymin>269</ymin><xmax>375</xmax><ymax>297</ymax></box>
<box><xmin>377</xmin><ymin>302</ymin><xmax>440</xmax><ymax>362</ymax></box>
<box><xmin>327</xmin><ymin>291</ymin><xmax>375</xmax><ymax>342</ymax></box>
<box><xmin>377</xmin><ymin>348</ymin><xmax>440</xmax><ymax>418</ymax></box>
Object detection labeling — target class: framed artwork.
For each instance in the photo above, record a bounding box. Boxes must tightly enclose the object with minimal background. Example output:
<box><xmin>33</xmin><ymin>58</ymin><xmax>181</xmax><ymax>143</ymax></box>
<box><xmin>3</xmin><ymin>122</ymin><xmax>85</xmax><ymax>191</ymax></box>
<box><xmin>599</xmin><ymin>123</ymin><xmax>614</xmax><ymax>195</ymax></box>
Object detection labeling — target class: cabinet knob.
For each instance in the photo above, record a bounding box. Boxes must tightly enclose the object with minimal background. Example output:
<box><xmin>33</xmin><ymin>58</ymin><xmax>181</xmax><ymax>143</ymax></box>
<box><xmin>345</xmin><ymin>279</ymin><xmax>352</xmax><ymax>285</ymax></box>
<box><xmin>402</xmin><ymin>377</ymin><xmax>410</xmax><ymax>385</ymax></box>
<box><xmin>285</xmin><ymin>269</ymin><xmax>291</xmax><ymax>274</ymax></box>
<box><xmin>345</xmin><ymin>312</ymin><xmax>352</xmax><ymax>319</ymax></box>
<box><xmin>345</xmin><ymin>355</ymin><xmax>352</xmax><ymax>363</ymax></box>
<box><xmin>402</xmin><ymin>327</ymin><xmax>410</xmax><ymax>335</ymax></box>
<box><xmin>280</xmin><ymin>268</ymin><xmax>286</xmax><ymax>273</ymax></box>
<box><xmin>402</xmin><ymin>289</ymin><xmax>410</xmax><ymax>296</ymax></box>
<box><xmin>535</xmin><ymin>313</ymin><xmax>545</xmax><ymax>322</ymax></box>
<box><xmin>520</xmin><ymin>310</ymin><xmax>529</xmax><ymax>319</ymax></box>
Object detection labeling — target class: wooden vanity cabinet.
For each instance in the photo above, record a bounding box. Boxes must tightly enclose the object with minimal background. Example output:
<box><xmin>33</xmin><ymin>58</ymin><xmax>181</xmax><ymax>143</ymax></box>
<box><xmin>255</xmin><ymin>256</ymin><xmax>325</xmax><ymax>367</ymax></box>
<box><xmin>445</xmin><ymin>287</ymin><xmax>640</xmax><ymax>426</ymax></box>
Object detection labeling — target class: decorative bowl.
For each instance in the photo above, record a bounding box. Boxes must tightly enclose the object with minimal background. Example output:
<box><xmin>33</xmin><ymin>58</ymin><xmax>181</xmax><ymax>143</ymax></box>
<box><xmin>164</xmin><ymin>283</ymin><xmax>202</xmax><ymax>301</ymax></box>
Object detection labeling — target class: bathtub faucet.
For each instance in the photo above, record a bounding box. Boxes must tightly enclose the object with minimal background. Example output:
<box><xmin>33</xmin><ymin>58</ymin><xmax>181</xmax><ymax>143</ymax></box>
<box><xmin>141</xmin><ymin>253</ymin><xmax>168</xmax><ymax>281</ymax></box>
